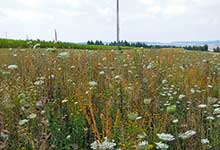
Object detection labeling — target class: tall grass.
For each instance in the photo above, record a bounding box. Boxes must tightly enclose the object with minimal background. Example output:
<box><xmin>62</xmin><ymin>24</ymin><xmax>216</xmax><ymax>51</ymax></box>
<box><xmin>1</xmin><ymin>48</ymin><xmax>220</xmax><ymax>149</ymax></box>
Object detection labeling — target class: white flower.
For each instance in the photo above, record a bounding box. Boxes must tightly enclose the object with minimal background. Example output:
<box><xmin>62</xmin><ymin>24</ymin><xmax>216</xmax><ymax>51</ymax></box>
<box><xmin>201</xmin><ymin>138</ymin><xmax>209</xmax><ymax>144</ymax></box>
<box><xmin>28</xmin><ymin>113</ymin><xmax>37</xmax><ymax>119</ymax></box>
<box><xmin>90</xmin><ymin>137</ymin><xmax>116</xmax><ymax>150</ymax></box>
<box><xmin>58</xmin><ymin>52</ymin><xmax>70</xmax><ymax>59</ymax></box>
<box><xmin>206</xmin><ymin>116</ymin><xmax>215</xmax><ymax>120</ymax></box>
<box><xmin>208</xmin><ymin>85</ymin><xmax>213</xmax><ymax>88</ymax></box>
<box><xmin>137</xmin><ymin>133</ymin><xmax>146</xmax><ymax>139</ymax></box>
<box><xmin>34</xmin><ymin>80</ymin><xmax>44</xmax><ymax>86</ymax></box>
<box><xmin>99</xmin><ymin>71</ymin><xmax>105</xmax><ymax>75</ymax></box>
<box><xmin>198</xmin><ymin>104</ymin><xmax>207</xmax><ymax>109</ymax></box>
<box><xmin>157</xmin><ymin>133</ymin><xmax>175</xmax><ymax>141</ymax></box>
<box><xmin>213</xmin><ymin>104</ymin><xmax>220</xmax><ymax>108</ymax></box>
<box><xmin>49</xmin><ymin>74</ymin><xmax>55</xmax><ymax>79</ymax></box>
<box><xmin>191</xmin><ymin>88</ymin><xmax>195</xmax><ymax>94</ymax></box>
<box><xmin>89</xmin><ymin>81</ymin><xmax>98</xmax><ymax>87</ymax></box>
<box><xmin>8</xmin><ymin>64</ymin><xmax>18</xmax><ymax>70</ymax></box>
<box><xmin>213</xmin><ymin>108</ymin><xmax>220</xmax><ymax>115</ymax></box>
<box><xmin>123</xmin><ymin>64</ymin><xmax>128</xmax><ymax>67</ymax></box>
<box><xmin>62</xmin><ymin>99</ymin><xmax>68</xmax><ymax>104</ymax></box>
<box><xmin>179</xmin><ymin>130</ymin><xmax>196</xmax><ymax>140</ymax></box>
<box><xmin>136</xmin><ymin>116</ymin><xmax>143</xmax><ymax>120</ymax></box>
<box><xmin>178</xmin><ymin>94</ymin><xmax>186</xmax><ymax>100</ymax></box>
<box><xmin>147</xmin><ymin>63</ymin><xmax>153</xmax><ymax>69</ymax></box>
<box><xmin>162</xmin><ymin>80</ymin><xmax>168</xmax><ymax>84</ymax></box>
<box><xmin>47</xmin><ymin>48</ymin><xmax>56</xmax><ymax>52</ymax></box>
<box><xmin>114</xmin><ymin>75</ymin><xmax>120</xmax><ymax>80</ymax></box>
<box><xmin>208</xmin><ymin>97</ymin><xmax>218</xmax><ymax>104</ymax></box>
<box><xmin>172</xmin><ymin>119</ymin><xmax>179</xmax><ymax>124</ymax></box>
<box><xmin>19</xmin><ymin>119</ymin><xmax>29</xmax><ymax>126</ymax></box>
<box><xmin>66</xmin><ymin>135</ymin><xmax>71</xmax><ymax>139</ymax></box>
<box><xmin>138</xmin><ymin>140</ymin><xmax>148</xmax><ymax>147</ymax></box>
<box><xmin>155</xmin><ymin>142</ymin><xmax>169</xmax><ymax>150</ymax></box>
<box><xmin>71</xmin><ymin>65</ymin><xmax>76</xmax><ymax>69</ymax></box>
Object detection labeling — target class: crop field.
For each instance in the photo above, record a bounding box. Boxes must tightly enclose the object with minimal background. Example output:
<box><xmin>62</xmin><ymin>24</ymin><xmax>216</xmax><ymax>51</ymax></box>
<box><xmin>1</xmin><ymin>48</ymin><xmax>220</xmax><ymax>150</ymax></box>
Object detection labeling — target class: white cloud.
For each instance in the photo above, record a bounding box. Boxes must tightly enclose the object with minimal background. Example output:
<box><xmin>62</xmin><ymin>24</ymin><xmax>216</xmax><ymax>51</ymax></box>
<box><xmin>139</xmin><ymin>0</ymin><xmax>154</xmax><ymax>5</ymax></box>
<box><xmin>0</xmin><ymin>0</ymin><xmax>220</xmax><ymax>42</ymax></box>
<box><xmin>58</xmin><ymin>9</ymin><xmax>86</xmax><ymax>17</ymax></box>
<box><xmin>17</xmin><ymin>0</ymin><xmax>44</xmax><ymax>8</ymax></box>
<box><xmin>4</xmin><ymin>9</ymin><xmax>53</xmax><ymax>22</ymax></box>
<box><xmin>0</xmin><ymin>10</ymin><xmax>6</xmax><ymax>17</ymax></box>
<box><xmin>164</xmin><ymin>4</ymin><xmax>188</xmax><ymax>17</ymax></box>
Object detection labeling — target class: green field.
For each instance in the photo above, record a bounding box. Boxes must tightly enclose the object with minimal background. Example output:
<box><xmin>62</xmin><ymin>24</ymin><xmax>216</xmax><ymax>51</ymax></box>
<box><xmin>1</xmin><ymin>48</ymin><xmax>220</xmax><ymax>149</ymax></box>
<box><xmin>0</xmin><ymin>39</ymin><xmax>132</xmax><ymax>50</ymax></box>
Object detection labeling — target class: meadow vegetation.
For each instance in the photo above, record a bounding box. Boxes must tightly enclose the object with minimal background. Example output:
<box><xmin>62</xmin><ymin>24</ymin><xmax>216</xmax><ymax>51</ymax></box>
<box><xmin>0</xmin><ymin>47</ymin><xmax>220</xmax><ymax>149</ymax></box>
<box><xmin>0</xmin><ymin>39</ymin><xmax>131</xmax><ymax>50</ymax></box>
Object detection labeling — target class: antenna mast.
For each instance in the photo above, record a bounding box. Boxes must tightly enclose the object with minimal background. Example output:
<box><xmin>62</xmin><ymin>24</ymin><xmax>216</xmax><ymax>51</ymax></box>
<box><xmin>54</xmin><ymin>29</ymin><xmax>58</xmax><ymax>42</ymax></box>
<box><xmin>117</xmin><ymin>0</ymin><xmax>120</xmax><ymax>44</ymax></box>
<box><xmin>5</xmin><ymin>32</ymin><xmax>7</xmax><ymax>39</ymax></box>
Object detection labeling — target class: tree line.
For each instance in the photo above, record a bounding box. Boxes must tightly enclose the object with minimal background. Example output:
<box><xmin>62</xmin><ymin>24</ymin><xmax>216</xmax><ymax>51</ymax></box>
<box><xmin>0</xmin><ymin>38</ymin><xmax>130</xmax><ymax>50</ymax></box>
<box><xmin>0</xmin><ymin>38</ymin><xmax>209</xmax><ymax>51</ymax></box>
<box><xmin>87</xmin><ymin>40</ymin><xmax>209</xmax><ymax>51</ymax></box>
<box><xmin>213</xmin><ymin>47</ymin><xmax>220</xmax><ymax>52</ymax></box>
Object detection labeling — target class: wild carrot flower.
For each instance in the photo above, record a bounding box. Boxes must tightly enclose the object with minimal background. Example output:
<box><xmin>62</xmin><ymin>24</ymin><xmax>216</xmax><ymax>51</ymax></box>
<box><xmin>19</xmin><ymin>119</ymin><xmax>29</xmax><ymax>126</ymax></box>
<box><xmin>213</xmin><ymin>108</ymin><xmax>220</xmax><ymax>115</ymax></box>
<box><xmin>179</xmin><ymin>130</ymin><xmax>196</xmax><ymax>139</ymax></box>
<box><xmin>137</xmin><ymin>140</ymin><xmax>148</xmax><ymax>149</ymax></box>
<box><xmin>178</xmin><ymin>94</ymin><xmax>186</xmax><ymax>100</ymax></box>
<box><xmin>58</xmin><ymin>52</ymin><xmax>70</xmax><ymax>59</ymax></box>
<box><xmin>90</xmin><ymin>137</ymin><xmax>116</xmax><ymax>150</ymax></box>
<box><xmin>155</xmin><ymin>142</ymin><xmax>169</xmax><ymax>150</ymax></box>
<box><xmin>201</xmin><ymin>138</ymin><xmax>209</xmax><ymax>144</ymax></box>
<box><xmin>28</xmin><ymin>113</ymin><xmax>37</xmax><ymax>119</ymax></box>
<box><xmin>99</xmin><ymin>71</ymin><xmax>105</xmax><ymax>75</ymax></box>
<box><xmin>157</xmin><ymin>133</ymin><xmax>175</xmax><ymax>141</ymax></box>
<box><xmin>89</xmin><ymin>81</ymin><xmax>98</xmax><ymax>87</ymax></box>
<box><xmin>198</xmin><ymin>104</ymin><xmax>207</xmax><ymax>109</ymax></box>
<box><xmin>34</xmin><ymin>80</ymin><xmax>44</xmax><ymax>86</ymax></box>
<box><xmin>208</xmin><ymin>97</ymin><xmax>218</xmax><ymax>104</ymax></box>
<box><xmin>206</xmin><ymin>116</ymin><xmax>215</xmax><ymax>120</ymax></box>
<box><xmin>172</xmin><ymin>119</ymin><xmax>178</xmax><ymax>124</ymax></box>
<box><xmin>8</xmin><ymin>64</ymin><xmax>18</xmax><ymax>70</ymax></box>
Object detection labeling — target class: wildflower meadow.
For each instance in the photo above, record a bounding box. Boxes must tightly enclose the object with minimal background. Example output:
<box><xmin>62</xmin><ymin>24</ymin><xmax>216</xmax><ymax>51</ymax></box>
<box><xmin>1</xmin><ymin>47</ymin><xmax>220</xmax><ymax>150</ymax></box>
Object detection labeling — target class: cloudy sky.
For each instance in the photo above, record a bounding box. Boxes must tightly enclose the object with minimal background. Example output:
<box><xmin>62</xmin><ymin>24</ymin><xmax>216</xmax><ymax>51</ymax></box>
<box><xmin>0</xmin><ymin>0</ymin><xmax>220</xmax><ymax>42</ymax></box>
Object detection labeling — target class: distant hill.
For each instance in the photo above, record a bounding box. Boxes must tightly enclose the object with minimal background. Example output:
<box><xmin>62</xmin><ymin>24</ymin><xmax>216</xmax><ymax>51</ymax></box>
<box><xmin>169</xmin><ymin>40</ymin><xmax>220</xmax><ymax>47</ymax></box>
<box><xmin>138</xmin><ymin>40</ymin><xmax>220</xmax><ymax>47</ymax></box>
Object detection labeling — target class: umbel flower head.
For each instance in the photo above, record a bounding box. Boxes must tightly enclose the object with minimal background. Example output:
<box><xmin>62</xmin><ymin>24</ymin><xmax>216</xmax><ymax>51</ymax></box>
<box><xmin>89</xmin><ymin>81</ymin><xmax>98</xmax><ymax>87</ymax></box>
<box><xmin>90</xmin><ymin>137</ymin><xmax>116</xmax><ymax>150</ymax></box>
<box><xmin>58</xmin><ymin>52</ymin><xmax>70</xmax><ymax>59</ymax></box>
<box><xmin>8</xmin><ymin>64</ymin><xmax>18</xmax><ymax>70</ymax></box>
<box><xmin>179</xmin><ymin>130</ymin><xmax>196</xmax><ymax>140</ymax></box>
<box><xmin>157</xmin><ymin>133</ymin><xmax>175</xmax><ymax>141</ymax></box>
<box><xmin>155</xmin><ymin>142</ymin><xmax>169</xmax><ymax>150</ymax></box>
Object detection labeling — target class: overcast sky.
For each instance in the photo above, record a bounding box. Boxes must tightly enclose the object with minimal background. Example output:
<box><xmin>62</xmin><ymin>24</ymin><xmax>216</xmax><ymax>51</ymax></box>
<box><xmin>0</xmin><ymin>0</ymin><xmax>220</xmax><ymax>42</ymax></box>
